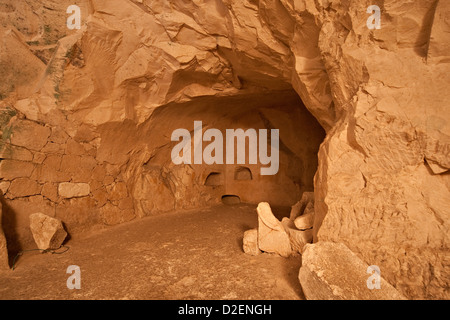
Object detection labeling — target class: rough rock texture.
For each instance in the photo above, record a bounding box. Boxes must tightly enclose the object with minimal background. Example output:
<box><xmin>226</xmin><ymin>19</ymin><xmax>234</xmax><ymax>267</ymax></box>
<box><xmin>0</xmin><ymin>199</ymin><xmax>9</xmax><ymax>270</ymax></box>
<box><xmin>58</xmin><ymin>182</ymin><xmax>90</xmax><ymax>198</ymax></box>
<box><xmin>294</xmin><ymin>202</ymin><xmax>314</xmax><ymax>230</ymax></box>
<box><xmin>245</xmin><ymin>205</ymin><xmax>312</xmax><ymax>256</ymax></box>
<box><xmin>242</xmin><ymin>228</ymin><xmax>261</xmax><ymax>256</ymax></box>
<box><xmin>29</xmin><ymin>212</ymin><xmax>67</xmax><ymax>250</ymax></box>
<box><xmin>312</xmin><ymin>1</ymin><xmax>450</xmax><ymax>300</ymax></box>
<box><xmin>281</xmin><ymin>217</ymin><xmax>312</xmax><ymax>254</ymax></box>
<box><xmin>0</xmin><ymin>0</ymin><xmax>448</xmax><ymax>299</ymax></box>
<box><xmin>257</xmin><ymin>202</ymin><xmax>292</xmax><ymax>257</ymax></box>
<box><xmin>299</xmin><ymin>242</ymin><xmax>407</xmax><ymax>300</ymax></box>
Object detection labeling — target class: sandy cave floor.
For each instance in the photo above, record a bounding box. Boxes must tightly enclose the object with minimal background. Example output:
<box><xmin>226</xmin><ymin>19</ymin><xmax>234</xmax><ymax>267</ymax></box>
<box><xmin>0</xmin><ymin>203</ymin><xmax>304</xmax><ymax>300</ymax></box>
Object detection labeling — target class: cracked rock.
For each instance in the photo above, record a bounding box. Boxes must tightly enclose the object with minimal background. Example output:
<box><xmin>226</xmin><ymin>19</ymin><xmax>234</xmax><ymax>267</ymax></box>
<box><xmin>0</xmin><ymin>200</ymin><xmax>9</xmax><ymax>270</ymax></box>
<box><xmin>298</xmin><ymin>242</ymin><xmax>407</xmax><ymax>300</ymax></box>
<box><xmin>243</xmin><ymin>228</ymin><xmax>261</xmax><ymax>256</ymax></box>
<box><xmin>257</xmin><ymin>202</ymin><xmax>292</xmax><ymax>258</ymax></box>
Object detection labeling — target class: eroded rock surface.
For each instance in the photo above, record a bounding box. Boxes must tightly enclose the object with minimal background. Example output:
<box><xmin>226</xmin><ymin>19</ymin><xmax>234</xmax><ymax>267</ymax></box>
<box><xmin>29</xmin><ymin>212</ymin><xmax>67</xmax><ymax>250</ymax></box>
<box><xmin>290</xmin><ymin>192</ymin><xmax>314</xmax><ymax>221</ymax></box>
<box><xmin>299</xmin><ymin>242</ymin><xmax>407</xmax><ymax>300</ymax></box>
<box><xmin>257</xmin><ymin>202</ymin><xmax>292</xmax><ymax>258</ymax></box>
<box><xmin>58</xmin><ymin>182</ymin><xmax>90</xmax><ymax>198</ymax></box>
<box><xmin>242</xmin><ymin>228</ymin><xmax>261</xmax><ymax>256</ymax></box>
<box><xmin>281</xmin><ymin>217</ymin><xmax>312</xmax><ymax>254</ymax></box>
<box><xmin>294</xmin><ymin>202</ymin><xmax>314</xmax><ymax>230</ymax></box>
<box><xmin>0</xmin><ymin>200</ymin><xmax>9</xmax><ymax>270</ymax></box>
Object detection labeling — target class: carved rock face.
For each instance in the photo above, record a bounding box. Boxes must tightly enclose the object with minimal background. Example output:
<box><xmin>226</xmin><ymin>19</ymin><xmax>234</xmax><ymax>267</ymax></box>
<box><xmin>0</xmin><ymin>0</ymin><xmax>448</xmax><ymax>299</ymax></box>
<box><xmin>0</xmin><ymin>200</ymin><xmax>9</xmax><ymax>270</ymax></box>
<box><xmin>299</xmin><ymin>242</ymin><xmax>407</xmax><ymax>300</ymax></box>
<box><xmin>256</xmin><ymin>202</ymin><xmax>292</xmax><ymax>258</ymax></box>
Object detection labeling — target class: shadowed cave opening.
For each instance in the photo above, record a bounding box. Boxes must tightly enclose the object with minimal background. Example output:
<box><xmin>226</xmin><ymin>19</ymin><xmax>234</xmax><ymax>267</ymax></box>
<box><xmin>140</xmin><ymin>87</ymin><xmax>326</xmax><ymax>210</ymax></box>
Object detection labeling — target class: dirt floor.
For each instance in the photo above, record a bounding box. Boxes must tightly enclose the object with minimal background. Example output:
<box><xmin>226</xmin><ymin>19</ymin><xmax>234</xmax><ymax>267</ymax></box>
<box><xmin>0</xmin><ymin>203</ymin><xmax>304</xmax><ymax>300</ymax></box>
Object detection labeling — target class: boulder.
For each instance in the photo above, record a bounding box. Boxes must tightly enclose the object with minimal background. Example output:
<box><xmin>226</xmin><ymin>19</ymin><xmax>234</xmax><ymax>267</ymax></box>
<box><xmin>257</xmin><ymin>202</ymin><xmax>292</xmax><ymax>258</ymax></box>
<box><xmin>29</xmin><ymin>212</ymin><xmax>67</xmax><ymax>250</ymax></box>
<box><xmin>281</xmin><ymin>217</ymin><xmax>313</xmax><ymax>254</ymax></box>
<box><xmin>298</xmin><ymin>242</ymin><xmax>407</xmax><ymax>300</ymax></box>
<box><xmin>242</xmin><ymin>228</ymin><xmax>261</xmax><ymax>256</ymax></box>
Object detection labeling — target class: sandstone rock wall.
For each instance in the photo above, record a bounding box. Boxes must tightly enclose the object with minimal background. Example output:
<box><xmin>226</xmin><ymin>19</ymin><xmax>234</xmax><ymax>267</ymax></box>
<box><xmin>312</xmin><ymin>0</ymin><xmax>450</xmax><ymax>299</ymax></box>
<box><xmin>0</xmin><ymin>0</ymin><xmax>448</xmax><ymax>299</ymax></box>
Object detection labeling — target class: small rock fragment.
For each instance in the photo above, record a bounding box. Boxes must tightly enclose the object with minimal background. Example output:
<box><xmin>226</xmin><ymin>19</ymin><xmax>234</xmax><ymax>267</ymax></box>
<box><xmin>281</xmin><ymin>217</ymin><xmax>313</xmax><ymax>254</ymax></box>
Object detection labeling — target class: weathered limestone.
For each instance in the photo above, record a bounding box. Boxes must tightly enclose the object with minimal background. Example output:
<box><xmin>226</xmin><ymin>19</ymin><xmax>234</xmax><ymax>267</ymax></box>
<box><xmin>0</xmin><ymin>160</ymin><xmax>35</xmax><ymax>180</ymax></box>
<box><xmin>0</xmin><ymin>0</ymin><xmax>448</xmax><ymax>299</ymax></box>
<box><xmin>242</xmin><ymin>229</ymin><xmax>261</xmax><ymax>256</ymax></box>
<box><xmin>289</xmin><ymin>192</ymin><xmax>314</xmax><ymax>221</ymax></box>
<box><xmin>281</xmin><ymin>217</ymin><xmax>313</xmax><ymax>254</ymax></box>
<box><xmin>0</xmin><ymin>27</ymin><xmax>47</xmax><ymax>99</ymax></box>
<box><xmin>0</xmin><ymin>181</ymin><xmax>10</xmax><ymax>195</ymax></box>
<box><xmin>244</xmin><ymin>199</ymin><xmax>314</xmax><ymax>256</ymax></box>
<box><xmin>9</xmin><ymin>120</ymin><xmax>51</xmax><ymax>151</ymax></box>
<box><xmin>0</xmin><ymin>200</ymin><xmax>9</xmax><ymax>270</ymax></box>
<box><xmin>58</xmin><ymin>182</ymin><xmax>90</xmax><ymax>198</ymax></box>
<box><xmin>294</xmin><ymin>202</ymin><xmax>314</xmax><ymax>230</ymax></box>
<box><xmin>299</xmin><ymin>242</ymin><xmax>407</xmax><ymax>300</ymax></box>
<box><xmin>8</xmin><ymin>178</ymin><xmax>41</xmax><ymax>198</ymax></box>
<box><xmin>29</xmin><ymin>212</ymin><xmax>67</xmax><ymax>250</ymax></box>
<box><xmin>256</xmin><ymin>202</ymin><xmax>292</xmax><ymax>258</ymax></box>
<box><xmin>312</xmin><ymin>1</ymin><xmax>450</xmax><ymax>300</ymax></box>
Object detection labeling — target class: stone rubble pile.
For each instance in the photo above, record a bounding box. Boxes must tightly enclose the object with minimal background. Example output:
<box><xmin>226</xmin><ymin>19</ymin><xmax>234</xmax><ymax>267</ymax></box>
<box><xmin>243</xmin><ymin>193</ymin><xmax>315</xmax><ymax>257</ymax></box>
<box><xmin>298</xmin><ymin>242</ymin><xmax>407</xmax><ymax>300</ymax></box>
<box><xmin>0</xmin><ymin>200</ymin><xmax>9</xmax><ymax>270</ymax></box>
<box><xmin>29</xmin><ymin>212</ymin><xmax>67</xmax><ymax>250</ymax></box>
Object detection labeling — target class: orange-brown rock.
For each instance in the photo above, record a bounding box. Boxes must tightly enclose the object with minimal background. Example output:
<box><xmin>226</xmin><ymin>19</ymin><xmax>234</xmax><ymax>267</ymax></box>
<box><xmin>0</xmin><ymin>199</ymin><xmax>9</xmax><ymax>270</ymax></box>
<box><xmin>243</xmin><ymin>228</ymin><xmax>261</xmax><ymax>256</ymax></box>
<box><xmin>8</xmin><ymin>178</ymin><xmax>41</xmax><ymax>198</ymax></box>
<box><xmin>257</xmin><ymin>202</ymin><xmax>292</xmax><ymax>257</ymax></box>
<box><xmin>58</xmin><ymin>182</ymin><xmax>90</xmax><ymax>198</ymax></box>
<box><xmin>299</xmin><ymin>242</ymin><xmax>407</xmax><ymax>300</ymax></box>
<box><xmin>0</xmin><ymin>0</ymin><xmax>448</xmax><ymax>300</ymax></box>
<box><xmin>29</xmin><ymin>212</ymin><xmax>67</xmax><ymax>250</ymax></box>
